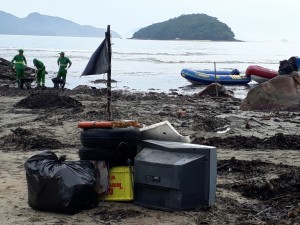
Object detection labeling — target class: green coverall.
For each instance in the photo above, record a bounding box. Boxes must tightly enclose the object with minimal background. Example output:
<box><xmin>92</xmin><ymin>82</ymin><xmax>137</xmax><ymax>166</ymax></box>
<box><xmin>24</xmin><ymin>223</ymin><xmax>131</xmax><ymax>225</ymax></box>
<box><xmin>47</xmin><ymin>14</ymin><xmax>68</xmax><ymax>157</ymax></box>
<box><xmin>11</xmin><ymin>54</ymin><xmax>27</xmax><ymax>88</ymax></box>
<box><xmin>57</xmin><ymin>55</ymin><xmax>72</xmax><ymax>82</ymax></box>
<box><xmin>33</xmin><ymin>58</ymin><xmax>46</xmax><ymax>86</ymax></box>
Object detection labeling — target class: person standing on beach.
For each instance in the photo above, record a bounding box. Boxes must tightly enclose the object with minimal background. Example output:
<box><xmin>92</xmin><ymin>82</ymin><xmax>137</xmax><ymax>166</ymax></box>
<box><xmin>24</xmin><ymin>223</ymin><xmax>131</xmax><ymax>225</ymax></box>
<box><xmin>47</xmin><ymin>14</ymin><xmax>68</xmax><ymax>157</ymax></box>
<box><xmin>11</xmin><ymin>49</ymin><xmax>27</xmax><ymax>88</ymax></box>
<box><xmin>57</xmin><ymin>52</ymin><xmax>72</xmax><ymax>86</ymax></box>
<box><xmin>33</xmin><ymin>58</ymin><xmax>46</xmax><ymax>87</ymax></box>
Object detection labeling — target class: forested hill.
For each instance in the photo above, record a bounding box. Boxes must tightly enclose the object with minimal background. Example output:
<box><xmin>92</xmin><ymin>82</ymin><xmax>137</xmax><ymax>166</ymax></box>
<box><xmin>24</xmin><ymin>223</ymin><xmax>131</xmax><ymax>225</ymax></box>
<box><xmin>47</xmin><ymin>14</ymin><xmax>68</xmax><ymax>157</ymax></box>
<box><xmin>0</xmin><ymin>10</ymin><xmax>121</xmax><ymax>38</ymax></box>
<box><xmin>132</xmin><ymin>14</ymin><xmax>237</xmax><ymax>41</ymax></box>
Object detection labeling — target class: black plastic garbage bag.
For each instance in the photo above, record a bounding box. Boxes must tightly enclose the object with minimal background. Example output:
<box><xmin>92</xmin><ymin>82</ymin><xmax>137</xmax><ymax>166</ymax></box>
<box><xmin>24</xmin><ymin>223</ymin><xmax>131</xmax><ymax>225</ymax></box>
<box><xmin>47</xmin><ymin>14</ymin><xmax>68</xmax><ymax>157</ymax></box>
<box><xmin>24</xmin><ymin>150</ymin><xmax>99</xmax><ymax>214</ymax></box>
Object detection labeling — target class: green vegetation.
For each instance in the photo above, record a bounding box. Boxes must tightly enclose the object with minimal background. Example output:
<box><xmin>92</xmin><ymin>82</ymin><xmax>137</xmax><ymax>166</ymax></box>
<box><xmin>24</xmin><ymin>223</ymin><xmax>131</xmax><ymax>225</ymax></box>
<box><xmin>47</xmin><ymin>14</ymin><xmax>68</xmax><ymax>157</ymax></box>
<box><xmin>132</xmin><ymin>14</ymin><xmax>236</xmax><ymax>41</ymax></box>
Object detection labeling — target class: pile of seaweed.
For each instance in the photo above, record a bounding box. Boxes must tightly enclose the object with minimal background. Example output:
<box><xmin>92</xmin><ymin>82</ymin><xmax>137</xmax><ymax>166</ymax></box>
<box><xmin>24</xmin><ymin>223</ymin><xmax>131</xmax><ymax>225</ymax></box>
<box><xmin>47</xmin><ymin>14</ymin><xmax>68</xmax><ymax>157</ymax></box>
<box><xmin>194</xmin><ymin>133</ymin><xmax>300</xmax><ymax>150</ymax></box>
<box><xmin>196</xmin><ymin>83</ymin><xmax>235</xmax><ymax>98</ymax></box>
<box><xmin>0</xmin><ymin>57</ymin><xmax>35</xmax><ymax>80</ymax></box>
<box><xmin>0</xmin><ymin>128</ymin><xmax>71</xmax><ymax>151</ymax></box>
<box><xmin>15</xmin><ymin>92</ymin><xmax>83</xmax><ymax>109</ymax></box>
<box><xmin>215</xmin><ymin>158</ymin><xmax>300</xmax><ymax>224</ymax></box>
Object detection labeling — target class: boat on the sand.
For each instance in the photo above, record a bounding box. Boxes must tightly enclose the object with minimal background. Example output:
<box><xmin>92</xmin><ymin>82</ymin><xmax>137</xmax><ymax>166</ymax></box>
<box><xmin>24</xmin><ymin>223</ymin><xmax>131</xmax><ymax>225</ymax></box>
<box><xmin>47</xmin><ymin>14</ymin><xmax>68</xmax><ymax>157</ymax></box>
<box><xmin>181</xmin><ymin>68</ymin><xmax>251</xmax><ymax>85</ymax></box>
<box><xmin>245</xmin><ymin>65</ymin><xmax>278</xmax><ymax>84</ymax></box>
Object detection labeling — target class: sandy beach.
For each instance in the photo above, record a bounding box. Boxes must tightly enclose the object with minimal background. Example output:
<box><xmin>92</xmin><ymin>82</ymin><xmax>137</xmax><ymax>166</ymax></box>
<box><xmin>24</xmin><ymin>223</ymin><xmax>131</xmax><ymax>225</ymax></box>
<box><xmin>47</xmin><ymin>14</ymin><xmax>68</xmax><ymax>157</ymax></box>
<box><xmin>0</xmin><ymin>82</ymin><xmax>300</xmax><ymax>225</ymax></box>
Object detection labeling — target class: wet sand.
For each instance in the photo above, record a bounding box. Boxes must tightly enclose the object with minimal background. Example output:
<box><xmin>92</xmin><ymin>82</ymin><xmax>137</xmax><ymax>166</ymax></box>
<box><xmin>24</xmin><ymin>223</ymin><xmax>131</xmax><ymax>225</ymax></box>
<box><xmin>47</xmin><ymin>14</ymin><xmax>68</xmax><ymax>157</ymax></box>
<box><xmin>0</xmin><ymin>85</ymin><xmax>300</xmax><ymax>225</ymax></box>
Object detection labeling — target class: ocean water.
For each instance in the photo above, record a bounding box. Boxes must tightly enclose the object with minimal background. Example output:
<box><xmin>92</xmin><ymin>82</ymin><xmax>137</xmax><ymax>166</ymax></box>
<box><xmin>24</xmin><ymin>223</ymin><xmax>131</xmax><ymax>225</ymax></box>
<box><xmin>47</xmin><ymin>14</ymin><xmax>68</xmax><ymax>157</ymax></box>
<box><xmin>1</xmin><ymin>34</ymin><xmax>300</xmax><ymax>98</ymax></box>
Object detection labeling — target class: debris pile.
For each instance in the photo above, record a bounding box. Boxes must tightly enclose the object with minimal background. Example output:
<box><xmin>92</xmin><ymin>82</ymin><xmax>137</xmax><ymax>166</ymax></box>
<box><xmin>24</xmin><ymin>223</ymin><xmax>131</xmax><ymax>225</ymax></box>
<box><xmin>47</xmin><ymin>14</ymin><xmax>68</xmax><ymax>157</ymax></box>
<box><xmin>197</xmin><ymin>83</ymin><xmax>234</xmax><ymax>98</ymax></box>
<box><xmin>0</xmin><ymin>57</ymin><xmax>35</xmax><ymax>80</ymax></box>
<box><xmin>216</xmin><ymin>158</ymin><xmax>300</xmax><ymax>223</ymax></box>
<box><xmin>15</xmin><ymin>92</ymin><xmax>83</xmax><ymax>109</ymax></box>
<box><xmin>194</xmin><ymin>133</ymin><xmax>300</xmax><ymax>149</ymax></box>
<box><xmin>192</xmin><ymin>116</ymin><xmax>228</xmax><ymax>132</ymax></box>
<box><xmin>1</xmin><ymin>127</ymin><xmax>69</xmax><ymax>151</ymax></box>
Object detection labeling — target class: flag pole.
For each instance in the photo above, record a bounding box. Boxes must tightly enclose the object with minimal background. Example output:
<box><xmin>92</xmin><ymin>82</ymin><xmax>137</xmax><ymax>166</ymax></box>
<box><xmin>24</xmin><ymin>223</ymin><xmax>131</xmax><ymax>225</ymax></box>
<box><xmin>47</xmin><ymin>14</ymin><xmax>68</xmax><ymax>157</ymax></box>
<box><xmin>214</xmin><ymin>62</ymin><xmax>218</xmax><ymax>98</ymax></box>
<box><xmin>106</xmin><ymin>25</ymin><xmax>112</xmax><ymax>121</ymax></box>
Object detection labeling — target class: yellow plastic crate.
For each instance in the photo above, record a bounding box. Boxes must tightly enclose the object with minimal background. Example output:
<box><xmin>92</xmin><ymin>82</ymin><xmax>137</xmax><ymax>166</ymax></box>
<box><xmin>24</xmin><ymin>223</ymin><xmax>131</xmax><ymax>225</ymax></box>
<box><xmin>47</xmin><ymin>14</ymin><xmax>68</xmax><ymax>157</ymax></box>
<box><xmin>104</xmin><ymin>166</ymin><xmax>134</xmax><ymax>201</ymax></box>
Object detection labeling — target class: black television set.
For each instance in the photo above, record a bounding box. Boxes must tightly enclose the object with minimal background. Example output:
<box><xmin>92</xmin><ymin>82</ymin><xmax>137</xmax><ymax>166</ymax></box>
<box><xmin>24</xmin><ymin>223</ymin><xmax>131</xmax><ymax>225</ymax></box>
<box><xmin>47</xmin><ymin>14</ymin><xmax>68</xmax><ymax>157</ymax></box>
<box><xmin>134</xmin><ymin>140</ymin><xmax>217</xmax><ymax>211</ymax></box>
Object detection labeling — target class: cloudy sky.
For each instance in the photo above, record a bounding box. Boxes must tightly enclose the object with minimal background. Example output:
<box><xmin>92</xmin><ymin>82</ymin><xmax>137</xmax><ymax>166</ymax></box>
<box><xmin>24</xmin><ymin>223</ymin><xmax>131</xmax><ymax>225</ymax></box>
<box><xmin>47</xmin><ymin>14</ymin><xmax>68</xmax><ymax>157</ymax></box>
<box><xmin>1</xmin><ymin>0</ymin><xmax>299</xmax><ymax>41</ymax></box>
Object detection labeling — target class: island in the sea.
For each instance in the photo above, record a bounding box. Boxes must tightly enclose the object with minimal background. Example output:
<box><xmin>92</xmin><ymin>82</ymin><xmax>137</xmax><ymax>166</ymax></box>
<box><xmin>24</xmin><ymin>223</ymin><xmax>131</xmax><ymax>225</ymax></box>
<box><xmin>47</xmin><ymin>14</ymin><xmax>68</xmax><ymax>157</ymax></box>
<box><xmin>132</xmin><ymin>14</ymin><xmax>238</xmax><ymax>41</ymax></box>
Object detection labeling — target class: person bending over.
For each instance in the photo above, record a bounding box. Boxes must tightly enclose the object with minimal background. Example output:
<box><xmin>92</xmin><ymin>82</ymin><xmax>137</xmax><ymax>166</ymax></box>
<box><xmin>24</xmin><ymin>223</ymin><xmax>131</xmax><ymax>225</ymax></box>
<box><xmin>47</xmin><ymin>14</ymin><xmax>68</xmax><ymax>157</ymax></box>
<box><xmin>33</xmin><ymin>58</ymin><xmax>46</xmax><ymax>87</ymax></box>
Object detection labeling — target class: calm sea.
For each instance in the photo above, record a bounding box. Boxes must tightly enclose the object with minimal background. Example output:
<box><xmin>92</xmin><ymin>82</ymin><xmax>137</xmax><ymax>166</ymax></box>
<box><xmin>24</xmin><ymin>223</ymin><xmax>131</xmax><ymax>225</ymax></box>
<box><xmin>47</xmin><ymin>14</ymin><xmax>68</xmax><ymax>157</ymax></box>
<box><xmin>1</xmin><ymin>35</ymin><xmax>300</xmax><ymax>98</ymax></box>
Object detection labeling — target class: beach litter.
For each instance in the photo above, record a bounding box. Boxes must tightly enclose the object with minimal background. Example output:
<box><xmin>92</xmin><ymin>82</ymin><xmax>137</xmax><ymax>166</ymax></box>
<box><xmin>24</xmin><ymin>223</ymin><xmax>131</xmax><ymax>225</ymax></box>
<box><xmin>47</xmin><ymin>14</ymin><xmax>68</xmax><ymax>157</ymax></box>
<box><xmin>140</xmin><ymin>120</ymin><xmax>191</xmax><ymax>143</ymax></box>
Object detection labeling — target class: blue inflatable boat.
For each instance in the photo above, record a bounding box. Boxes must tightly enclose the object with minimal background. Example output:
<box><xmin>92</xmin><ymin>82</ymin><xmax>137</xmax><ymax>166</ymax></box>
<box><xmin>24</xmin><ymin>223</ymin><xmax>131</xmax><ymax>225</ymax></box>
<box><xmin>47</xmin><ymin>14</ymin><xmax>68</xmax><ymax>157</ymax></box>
<box><xmin>181</xmin><ymin>68</ymin><xmax>251</xmax><ymax>85</ymax></box>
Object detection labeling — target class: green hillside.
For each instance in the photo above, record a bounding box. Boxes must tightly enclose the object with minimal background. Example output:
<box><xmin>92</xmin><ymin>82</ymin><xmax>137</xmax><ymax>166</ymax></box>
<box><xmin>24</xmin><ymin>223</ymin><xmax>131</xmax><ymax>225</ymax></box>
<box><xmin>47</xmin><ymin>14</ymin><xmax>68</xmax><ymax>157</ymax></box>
<box><xmin>132</xmin><ymin>14</ymin><xmax>237</xmax><ymax>41</ymax></box>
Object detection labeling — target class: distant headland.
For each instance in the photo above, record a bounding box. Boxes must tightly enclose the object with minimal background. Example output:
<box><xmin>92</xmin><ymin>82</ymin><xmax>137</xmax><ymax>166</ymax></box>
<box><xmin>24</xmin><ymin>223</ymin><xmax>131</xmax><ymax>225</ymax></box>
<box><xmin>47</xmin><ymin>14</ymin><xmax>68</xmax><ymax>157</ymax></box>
<box><xmin>0</xmin><ymin>10</ymin><xmax>121</xmax><ymax>38</ymax></box>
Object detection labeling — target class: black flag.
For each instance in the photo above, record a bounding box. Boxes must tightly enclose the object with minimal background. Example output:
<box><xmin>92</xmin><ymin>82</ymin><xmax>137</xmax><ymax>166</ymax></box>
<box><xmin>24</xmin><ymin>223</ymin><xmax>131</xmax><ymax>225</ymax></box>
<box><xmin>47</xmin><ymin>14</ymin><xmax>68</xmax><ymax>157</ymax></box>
<box><xmin>81</xmin><ymin>37</ymin><xmax>109</xmax><ymax>75</ymax></box>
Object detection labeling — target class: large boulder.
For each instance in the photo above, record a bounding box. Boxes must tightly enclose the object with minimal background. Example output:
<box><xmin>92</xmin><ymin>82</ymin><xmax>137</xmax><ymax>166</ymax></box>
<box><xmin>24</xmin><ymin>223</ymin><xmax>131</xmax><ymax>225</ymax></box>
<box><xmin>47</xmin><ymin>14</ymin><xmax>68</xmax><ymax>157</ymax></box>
<box><xmin>240</xmin><ymin>72</ymin><xmax>300</xmax><ymax>111</ymax></box>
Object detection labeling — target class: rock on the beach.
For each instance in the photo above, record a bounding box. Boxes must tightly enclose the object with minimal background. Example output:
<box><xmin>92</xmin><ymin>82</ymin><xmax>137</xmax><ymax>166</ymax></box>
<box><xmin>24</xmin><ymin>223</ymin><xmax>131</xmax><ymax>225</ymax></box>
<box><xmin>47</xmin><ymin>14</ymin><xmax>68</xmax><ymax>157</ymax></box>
<box><xmin>197</xmin><ymin>83</ymin><xmax>234</xmax><ymax>98</ymax></box>
<box><xmin>0</xmin><ymin>57</ymin><xmax>35</xmax><ymax>80</ymax></box>
<box><xmin>241</xmin><ymin>72</ymin><xmax>300</xmax><ymax>111</ymax></box>
<box><xmin>72</xmin><ymin>85</ymin><xmax>94</xmax><ymax>91</ymax></box>
<box><xmin>0</xmin><ymin>57</ymin><xmax>15</xmax><ymax>80</ymax></box>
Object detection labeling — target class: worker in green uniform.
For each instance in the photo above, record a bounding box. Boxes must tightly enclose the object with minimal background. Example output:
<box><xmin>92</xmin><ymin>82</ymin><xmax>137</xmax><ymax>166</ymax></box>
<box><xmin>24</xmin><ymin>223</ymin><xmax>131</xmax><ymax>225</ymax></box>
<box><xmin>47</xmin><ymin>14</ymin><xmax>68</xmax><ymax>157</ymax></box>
<box><xmin>33</xmin><ymin>58</ymin><xmax>46</xmax><ymax>87</ymax></box>
<box><xmin>57</xmin><ymin>52</ymin><xmax>72</xmax><ymax>86</ymax></box>
<box><xmin>11</xmin><ymin>49</ymin><xmax>27</xmax><ymax>88</ymax></box>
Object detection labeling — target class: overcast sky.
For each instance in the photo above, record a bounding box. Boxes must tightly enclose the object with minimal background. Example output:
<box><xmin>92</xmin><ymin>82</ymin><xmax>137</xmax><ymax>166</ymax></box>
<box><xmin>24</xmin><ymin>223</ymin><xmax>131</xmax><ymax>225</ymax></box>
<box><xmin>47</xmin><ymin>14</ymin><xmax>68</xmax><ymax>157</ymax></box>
<box><xmin>1</xmin><ymin>0</ymin><xmax>300</xmax><ymax>41</ymax></box>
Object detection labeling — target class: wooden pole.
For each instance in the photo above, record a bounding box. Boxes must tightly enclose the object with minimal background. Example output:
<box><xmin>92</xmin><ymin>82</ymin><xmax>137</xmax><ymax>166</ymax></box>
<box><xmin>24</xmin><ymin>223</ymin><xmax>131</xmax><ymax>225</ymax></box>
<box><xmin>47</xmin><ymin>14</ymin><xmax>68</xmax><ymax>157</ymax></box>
<box><xmin>106</xmin><ymin>25</ymin><xmax>112</xmax><ymax>121</ymax></box>
<box><xmin>214</xmin><ymin>62</ymin><xmax>218</xmax><ymax>98</ymax></box>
